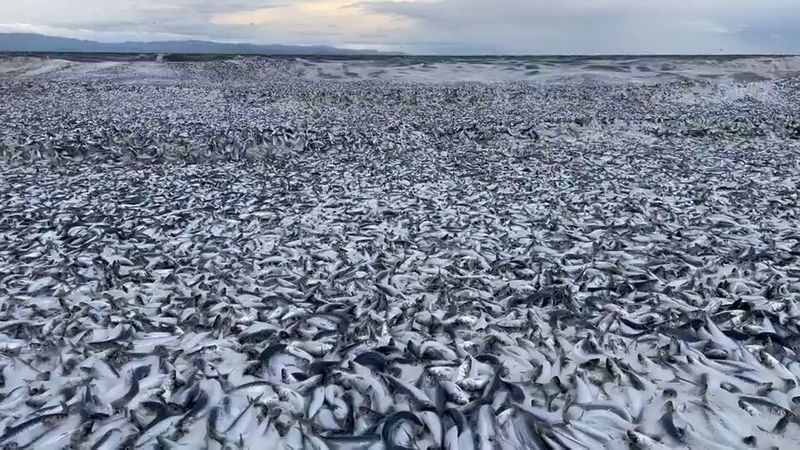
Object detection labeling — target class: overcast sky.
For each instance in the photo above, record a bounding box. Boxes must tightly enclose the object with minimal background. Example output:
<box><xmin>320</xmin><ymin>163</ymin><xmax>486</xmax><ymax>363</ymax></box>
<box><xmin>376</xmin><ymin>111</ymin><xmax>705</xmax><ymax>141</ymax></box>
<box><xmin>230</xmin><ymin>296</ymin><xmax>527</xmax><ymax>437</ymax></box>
<box><xmin>1</xmin><ymin>0</ymin><xmax>798</xmax><ymax>54</ymax></box>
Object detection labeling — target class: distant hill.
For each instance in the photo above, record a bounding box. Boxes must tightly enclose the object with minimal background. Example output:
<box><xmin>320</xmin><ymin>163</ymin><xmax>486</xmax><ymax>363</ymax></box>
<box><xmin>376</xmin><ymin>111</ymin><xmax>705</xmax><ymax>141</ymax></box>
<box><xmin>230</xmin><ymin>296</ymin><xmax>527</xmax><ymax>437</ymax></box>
<box><xmin>0</xmin><ymin>33</ymin><xmax>398</xmax><ymax>56</ymax></box>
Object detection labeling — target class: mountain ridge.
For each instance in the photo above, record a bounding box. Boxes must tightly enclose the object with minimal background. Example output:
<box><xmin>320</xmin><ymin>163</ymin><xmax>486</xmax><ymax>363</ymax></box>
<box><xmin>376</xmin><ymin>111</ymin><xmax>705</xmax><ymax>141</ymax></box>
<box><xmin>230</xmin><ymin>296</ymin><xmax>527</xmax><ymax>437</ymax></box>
<box><xmin>0</xmin><ymin>32</ymin><xmax>400</xmax><ymax>55</ymax></box>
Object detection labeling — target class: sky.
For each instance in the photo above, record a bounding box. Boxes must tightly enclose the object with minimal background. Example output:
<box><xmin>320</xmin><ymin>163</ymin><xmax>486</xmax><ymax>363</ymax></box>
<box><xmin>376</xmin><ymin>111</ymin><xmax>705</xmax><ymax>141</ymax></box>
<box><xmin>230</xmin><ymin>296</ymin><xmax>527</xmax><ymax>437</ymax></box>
<box><xmin>0</xmin><ymin>0</ymin><xmax>799</xmax><ymax>54</ymax></box>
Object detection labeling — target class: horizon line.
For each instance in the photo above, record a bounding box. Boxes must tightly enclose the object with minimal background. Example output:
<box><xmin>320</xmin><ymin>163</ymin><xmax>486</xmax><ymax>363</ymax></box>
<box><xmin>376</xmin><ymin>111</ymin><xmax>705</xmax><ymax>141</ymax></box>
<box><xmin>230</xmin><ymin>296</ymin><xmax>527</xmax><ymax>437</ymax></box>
<box><xmin>2</xmin><ymin>50</ymin><xmax>799</xmax><ymax>58</ymax></box>
<box><xmin>1</xmin><ymin>32</ymin><xmax>799</xmax><ymax>58</ymax></box>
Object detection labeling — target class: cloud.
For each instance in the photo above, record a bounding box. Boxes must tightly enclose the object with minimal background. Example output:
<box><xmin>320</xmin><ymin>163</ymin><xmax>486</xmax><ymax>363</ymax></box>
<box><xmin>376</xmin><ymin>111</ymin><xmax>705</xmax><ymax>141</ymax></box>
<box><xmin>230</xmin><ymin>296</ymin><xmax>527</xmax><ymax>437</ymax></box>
<box><xmin>0</xmin><ymin>0</ymin><xmax>799</xmax><ymax>53</ymax></box>
<box><xmin>350</xmin><ymin>0</ymin><xmax>800</xmax><ymax>53</ymax></box>
<box><xmin>0</xmin><ymin>1</ymin><xmax>288</xmax><ymax>41</ymax></box>
<box><xmin>211</xmin><ymin>1</ymin><xmax>410</xmax><ymax>37</ymax></box>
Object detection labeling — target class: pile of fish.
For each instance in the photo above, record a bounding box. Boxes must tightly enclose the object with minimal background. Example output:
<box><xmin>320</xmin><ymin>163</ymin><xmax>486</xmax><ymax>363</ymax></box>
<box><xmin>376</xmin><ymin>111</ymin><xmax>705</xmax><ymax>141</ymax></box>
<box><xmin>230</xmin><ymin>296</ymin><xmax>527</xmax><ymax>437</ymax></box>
<box><xmin>1</xmin><ymin>57</ymin><xmax>800</xmax><ymax>449</ymax></box>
